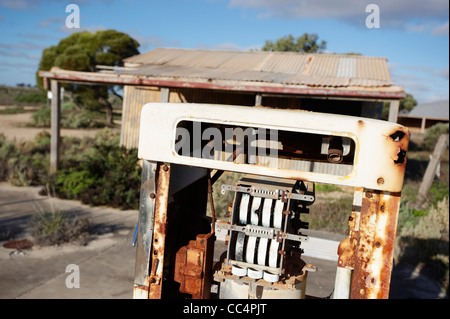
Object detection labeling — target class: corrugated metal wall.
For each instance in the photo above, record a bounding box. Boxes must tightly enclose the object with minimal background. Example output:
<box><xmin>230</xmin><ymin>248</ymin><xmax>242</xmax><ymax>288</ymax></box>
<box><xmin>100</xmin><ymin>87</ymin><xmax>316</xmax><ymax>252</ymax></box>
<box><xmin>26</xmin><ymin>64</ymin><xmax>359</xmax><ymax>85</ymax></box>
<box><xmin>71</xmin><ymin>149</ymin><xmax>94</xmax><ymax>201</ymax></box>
<box><xmin>120</xmin><ymin>86</ymin><xmax>254</xmax><ymax>149</ymax></box>
<box><xmin>120</xmin><ymin>86</ymin><xmax>161</xmax><ymax>149</ymax></box>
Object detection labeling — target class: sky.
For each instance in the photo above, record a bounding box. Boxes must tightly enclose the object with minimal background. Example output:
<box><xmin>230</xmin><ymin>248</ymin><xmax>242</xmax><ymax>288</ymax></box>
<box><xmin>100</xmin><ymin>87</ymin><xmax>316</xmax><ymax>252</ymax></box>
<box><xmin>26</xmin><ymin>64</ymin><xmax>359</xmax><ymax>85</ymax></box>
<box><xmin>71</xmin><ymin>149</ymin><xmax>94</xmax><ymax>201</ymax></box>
<box><xmin>0</xmin><ymin>0</ymin><xmax>448</xmax><ymax>104</ymax></box>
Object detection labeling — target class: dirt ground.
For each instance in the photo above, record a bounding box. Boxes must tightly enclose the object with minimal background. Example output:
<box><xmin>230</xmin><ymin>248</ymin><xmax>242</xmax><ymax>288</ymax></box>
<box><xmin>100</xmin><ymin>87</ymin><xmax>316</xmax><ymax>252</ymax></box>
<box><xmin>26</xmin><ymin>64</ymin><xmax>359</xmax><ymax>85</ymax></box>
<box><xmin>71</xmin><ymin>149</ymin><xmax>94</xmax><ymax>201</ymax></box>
<box><xmin>0</xmin><ymin>105</ymin><xmax>116</xmax><ymax>142</ymax></box>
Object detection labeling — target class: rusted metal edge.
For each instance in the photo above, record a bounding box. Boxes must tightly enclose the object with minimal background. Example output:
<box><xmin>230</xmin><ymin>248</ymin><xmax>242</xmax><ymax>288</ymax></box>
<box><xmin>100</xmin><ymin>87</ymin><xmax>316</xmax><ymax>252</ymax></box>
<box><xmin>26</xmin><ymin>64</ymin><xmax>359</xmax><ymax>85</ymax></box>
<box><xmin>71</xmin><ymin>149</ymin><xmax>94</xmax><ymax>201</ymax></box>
<box><xmin>139</xmin><ymin>103</ymin><xmax>410</xmax><ymax>193</ymax></box>
<box><xmin>350</xmin><ymin>190</ymin><xmax>401</xmax><ymax>299</ymax></box>
<box><xmin>133</xmin><ymin>160</ymin><xmax>156</xmax><ymax>299</ymax></box>
<box><xmin>148</xmin><ymin>163</ymin><xmax>171</xmax><ymax>299</ymax></box>
<box><xmin>38</xmin><ymin>68</ymin><xmax>405</xmax><ymax>99</ymax></box>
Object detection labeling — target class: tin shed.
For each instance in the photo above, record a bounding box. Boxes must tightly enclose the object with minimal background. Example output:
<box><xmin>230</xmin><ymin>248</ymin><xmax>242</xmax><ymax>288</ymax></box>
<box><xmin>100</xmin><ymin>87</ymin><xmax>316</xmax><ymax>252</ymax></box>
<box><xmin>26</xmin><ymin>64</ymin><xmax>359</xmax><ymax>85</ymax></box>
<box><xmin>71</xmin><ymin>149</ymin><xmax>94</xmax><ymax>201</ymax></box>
<box><xmin>39</xmin><ymin>48</ymin><xmax>405</xmax><ymax>172</ymax></box>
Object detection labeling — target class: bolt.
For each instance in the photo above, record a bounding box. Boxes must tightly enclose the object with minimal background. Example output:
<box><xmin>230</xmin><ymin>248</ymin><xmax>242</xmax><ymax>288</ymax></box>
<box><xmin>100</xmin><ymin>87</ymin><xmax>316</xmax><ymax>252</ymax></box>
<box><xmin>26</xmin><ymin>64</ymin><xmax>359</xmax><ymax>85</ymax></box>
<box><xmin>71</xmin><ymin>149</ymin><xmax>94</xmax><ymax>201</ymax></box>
<box><xmin>377</xmin><ymin>177</ymin><xmax>384</xmax><ymax>185</ymax></box>
<box><xmin>150</xmin><ymin>193</ymin><xmax>156</xmax><ymax>199</ymax></box>
<box><xmin>162</xmin><ymin>165</ymin><xmax>169</xmax><ymax>172</ymax></box>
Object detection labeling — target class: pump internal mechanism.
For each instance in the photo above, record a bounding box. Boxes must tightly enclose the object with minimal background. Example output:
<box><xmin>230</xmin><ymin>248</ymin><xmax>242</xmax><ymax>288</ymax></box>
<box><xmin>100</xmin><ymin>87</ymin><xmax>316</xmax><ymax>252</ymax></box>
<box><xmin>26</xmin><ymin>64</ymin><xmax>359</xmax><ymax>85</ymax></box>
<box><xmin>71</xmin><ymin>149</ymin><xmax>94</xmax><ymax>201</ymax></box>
<box><xmin>214</xmin><ymin>175</ymin><xmax>317</xmax><ymax>299</ymax></box>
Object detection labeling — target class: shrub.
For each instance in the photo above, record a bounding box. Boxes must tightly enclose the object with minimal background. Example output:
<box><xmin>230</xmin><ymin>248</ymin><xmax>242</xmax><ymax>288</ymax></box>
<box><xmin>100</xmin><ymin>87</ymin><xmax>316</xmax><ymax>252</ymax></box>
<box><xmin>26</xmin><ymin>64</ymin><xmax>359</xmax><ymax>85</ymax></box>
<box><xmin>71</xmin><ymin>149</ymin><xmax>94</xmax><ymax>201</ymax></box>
<box><xmin>30</xmin><ymin>208</ymin><xmax>90</xmax><ymax>246</ymax></box>
<box><xmin>14</xmin><ymin>91</ymin><xmax>47</xmax><ymax>104</ymax></box>
<box><xmin>0</xmin><ymin>133</ymin><xmax>49</xmax><ymax>185</ymax></box>
<box><xmin>31</xmin><ymin>106</ymin><xmax>51</xmax><ymax>127</ymax></box>
<box><xmin>0</xmin><ymin>105</ymin><xmax>25</xmax><ymax>114</ymax></box>
<box><xmin>54</xmin><ymin>129</ymin><xmax>141</xmax><ymax>210</ymax></box>
<box><xmin>30</xmin><ymin>107</ymin><xmax>105</xmax><ymax>129</ymax></box>
<box><xmin>396</xmin><ymin>198</ymin><xmax>449</xmax><ymax>296</ymax></box>
<box><xmin>60</xmin><ymin>110</ymin><xmax>104</xmax><ymax>129</ymax></box>
<box><xmin>424</xmin><ymin>123</ymin><xmax>449</xmax><ymax>151</ymax></box>
<box><xmin>0</xmin><ymin>134</ymin><xmax>17</xmax><ymax>180</ymax></box>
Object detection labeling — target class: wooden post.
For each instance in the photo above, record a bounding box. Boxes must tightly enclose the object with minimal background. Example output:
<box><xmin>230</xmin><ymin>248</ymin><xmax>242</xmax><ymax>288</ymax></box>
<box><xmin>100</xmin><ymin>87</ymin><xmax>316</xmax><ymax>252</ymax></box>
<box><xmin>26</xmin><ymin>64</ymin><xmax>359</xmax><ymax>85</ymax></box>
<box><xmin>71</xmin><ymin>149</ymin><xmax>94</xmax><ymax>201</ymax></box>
<box><xmin>420</xmin><ymin>118</ymin><xmax>426</xmax><ymax>133</ymax></box>
<box><xmin>50</xmin><ymin>80</ymin><xmax>61</xmax><ymax>174</ymax></box>
<box><xmin>160</xmin><ymin>87</ymin><xmax>170</xmax><ymax>103</ymax></box>
<box><xmin>255</xmin><ymin>93</ymin><xmax>262</xmax><ymax>106</ymax></box>
<box><xmin>416</xmin><ymin>134</ymin><xmax>449</xmax><ymax>206</ymax></box>
<box><xmin>388</xmin><ymin>100</ymin><xmax>399</xmax><ymax>123</ymax></box>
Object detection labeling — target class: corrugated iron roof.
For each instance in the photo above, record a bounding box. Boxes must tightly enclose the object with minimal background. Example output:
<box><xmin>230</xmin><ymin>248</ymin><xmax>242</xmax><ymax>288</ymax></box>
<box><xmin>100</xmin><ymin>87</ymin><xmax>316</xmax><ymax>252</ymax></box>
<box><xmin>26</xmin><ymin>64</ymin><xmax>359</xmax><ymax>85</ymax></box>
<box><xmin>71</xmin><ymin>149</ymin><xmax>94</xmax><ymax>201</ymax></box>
<box><xmin>406</xmin><ymin>100</ymin><xmax>449</xmax><ymax>120</ymax></box>
<box><xmin>122</xmin><ymin>48</ymin><xmax>393</xmax><ymax>88</ymax></box>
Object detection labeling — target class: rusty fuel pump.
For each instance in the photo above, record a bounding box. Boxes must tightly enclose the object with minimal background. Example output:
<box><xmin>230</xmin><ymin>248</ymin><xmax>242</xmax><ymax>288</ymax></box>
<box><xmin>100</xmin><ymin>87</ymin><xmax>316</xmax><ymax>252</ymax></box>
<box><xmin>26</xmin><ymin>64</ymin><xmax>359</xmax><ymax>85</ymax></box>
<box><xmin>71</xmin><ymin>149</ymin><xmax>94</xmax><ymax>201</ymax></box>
<box><xmin>132</xmin><ymin>102</ymin><xmax>409</xmax><ymax>299</ymax></box>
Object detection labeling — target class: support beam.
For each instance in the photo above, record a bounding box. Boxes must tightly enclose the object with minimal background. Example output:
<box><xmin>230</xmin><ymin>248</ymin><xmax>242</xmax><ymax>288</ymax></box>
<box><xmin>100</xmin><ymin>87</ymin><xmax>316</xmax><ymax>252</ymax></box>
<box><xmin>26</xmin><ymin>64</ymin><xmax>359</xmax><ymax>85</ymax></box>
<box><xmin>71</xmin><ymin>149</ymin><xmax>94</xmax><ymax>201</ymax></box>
<box><xmin>160</xmin><ymin>87</ymin><xmax>170</xmax><ymax>103</ymax></box>
<box><xmin>388</xmin><ymin>100</ymin><xmax>399</xmax><ymax>123</ymax></box>
<box><xmin>255</xmin><ymin>93</ymin><xmax>262</xmax><ymax>106</ymax></box>
<box><xmin>50</xmin><ymin>80</ymin><xmax>61</xmax><ymax>174</ymax></box>
<box><xmin>420</xmin><ymin>118</ymin><xmax>426</xmax><ymax>133</ymax></box>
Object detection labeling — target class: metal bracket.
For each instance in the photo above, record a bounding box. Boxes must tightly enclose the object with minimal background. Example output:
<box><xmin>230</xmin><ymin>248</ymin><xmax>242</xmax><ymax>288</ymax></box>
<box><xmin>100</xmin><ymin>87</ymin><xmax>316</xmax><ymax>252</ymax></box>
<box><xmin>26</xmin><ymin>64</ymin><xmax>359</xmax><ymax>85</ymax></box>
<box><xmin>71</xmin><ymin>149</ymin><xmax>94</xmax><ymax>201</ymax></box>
<box><xmin>221</xmin><ymin>184</ymin><xmax>314</xmax><ymax>203</ymax></box>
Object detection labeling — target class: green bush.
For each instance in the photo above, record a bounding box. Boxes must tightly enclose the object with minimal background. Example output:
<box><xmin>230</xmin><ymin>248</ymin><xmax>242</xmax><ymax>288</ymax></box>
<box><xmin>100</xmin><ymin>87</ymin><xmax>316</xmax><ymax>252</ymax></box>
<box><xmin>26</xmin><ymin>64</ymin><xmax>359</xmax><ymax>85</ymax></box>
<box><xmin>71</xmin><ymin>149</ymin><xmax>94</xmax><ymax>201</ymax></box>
<box><xmin>30</xmin><ymin>106</ymin><xmax>105</xmax><ymax>129</ymax></box>
<box><xmin>60</xmin><ymin>110</ymin><xmax>103</xmax><ymax>129</ymax></box>
<box><xmin>0</xmin><ymin>133</ymin><xmax>49</xmax><ymax>186</ymax></box>
<box><xmin>31</xmin><ymin>106</ymin><xmax>51</xmax><ymax>127</ymax></box>
<box><xmin>14</xmin><ymin>91</ymin><xmax>47</xmax><ymax>104</ymax></box>
<box><xmin>424</xmin><ymin>123</ymin><xmax>449</xmax><ymax>151</ymax></box>
<box><xmin>0</xmin><ymin>133</ymin><xmax>18</xmax><ymax>180</ymax></box>
<box><xmin>0</xmin><ymin>105</ymin><xmax>25</xmax><ymax>114</ymax></box>
<box><xmin>397</xmin><ymin>198</ymin><xmax>449</xmax><ymax>296</ymax></box>
<box><xmin>54</xmin><ymin>129</ymin><xmax>141</xmax><ymax>210</ymax></box>
<box><xmin>30</xmin><ymin>210</ymin><xmax>90</xmax><ymax>246</ymax></box>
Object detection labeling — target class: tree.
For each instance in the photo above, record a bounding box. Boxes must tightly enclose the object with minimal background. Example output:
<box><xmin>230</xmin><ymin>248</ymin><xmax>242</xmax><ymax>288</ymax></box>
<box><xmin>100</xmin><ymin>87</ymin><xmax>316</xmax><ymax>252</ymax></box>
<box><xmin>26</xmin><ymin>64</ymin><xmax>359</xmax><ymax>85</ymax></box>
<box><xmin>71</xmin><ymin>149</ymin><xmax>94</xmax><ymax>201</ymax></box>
<box><xmin>399</xmin><ymin>93</ymin><xmax>417</xmax><ymax>113</ymax></box>
<box><xmin>262</xmin><ymin>33</ymin><xmax>327</xmax><ymax>53</ymax></box>
<box><xmin>36</xmin><ymin>30</ymin><xmax>140</xmax><ymax>125</ymax></box>
<box><xmin>382</xmin><ymin>93</ymin><xmax>418</xmax><ymax>119</ymax></box>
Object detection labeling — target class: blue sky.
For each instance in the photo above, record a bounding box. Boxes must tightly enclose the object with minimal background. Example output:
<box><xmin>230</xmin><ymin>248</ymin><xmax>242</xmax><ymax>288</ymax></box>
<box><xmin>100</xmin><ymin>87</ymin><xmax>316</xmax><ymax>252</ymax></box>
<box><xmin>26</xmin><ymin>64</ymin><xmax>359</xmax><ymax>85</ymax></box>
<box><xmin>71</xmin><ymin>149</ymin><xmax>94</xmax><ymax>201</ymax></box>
<box><xmin>0</xmin><ymin>0</ymin><xmax>448</xmax><ymax>104</ymax></box>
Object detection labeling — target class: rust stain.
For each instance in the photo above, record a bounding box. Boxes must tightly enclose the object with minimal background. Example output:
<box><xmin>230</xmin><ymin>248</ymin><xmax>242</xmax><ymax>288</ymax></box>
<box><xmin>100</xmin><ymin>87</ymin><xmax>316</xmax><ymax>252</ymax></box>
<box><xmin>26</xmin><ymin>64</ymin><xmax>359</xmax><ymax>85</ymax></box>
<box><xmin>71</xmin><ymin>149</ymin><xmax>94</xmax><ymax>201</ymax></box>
<box><xmin>3</xmin><ymin>239</ymin><xmax>33</xmax><ymax>250</ymax></box>
<box><xmin>337</xmin><ymin>237</ymin><xmax>355</xmax><ymax>269</ymax></box>
<box><xmin>387</xmin><ymin>128</ymin><xmax>410</xmax><ymax>167</ymax></box>
<box><xmin>174</xmin><ymin>233</ymin><xmax>215</xmax><ymax>299</ymax></box>
<box><xmin>148</xmin><ymin>163</ymin><xmax>171</xmax><ymax>299</ymax></box>
<box><xmin>350</xmin><ymin>190</ymin><xmax>401</xmax><ymax>299</ymax></box>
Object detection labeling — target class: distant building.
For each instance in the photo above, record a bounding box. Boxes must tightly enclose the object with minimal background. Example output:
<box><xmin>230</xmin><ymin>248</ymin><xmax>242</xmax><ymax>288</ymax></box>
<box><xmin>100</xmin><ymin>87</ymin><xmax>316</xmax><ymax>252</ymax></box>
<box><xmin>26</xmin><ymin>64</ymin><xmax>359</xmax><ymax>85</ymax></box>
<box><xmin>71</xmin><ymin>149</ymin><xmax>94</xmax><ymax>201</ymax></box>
<box><xmin>398</xmin><ymin>100</ymin><xmax>449</xmax><ymax>133</ymax></box>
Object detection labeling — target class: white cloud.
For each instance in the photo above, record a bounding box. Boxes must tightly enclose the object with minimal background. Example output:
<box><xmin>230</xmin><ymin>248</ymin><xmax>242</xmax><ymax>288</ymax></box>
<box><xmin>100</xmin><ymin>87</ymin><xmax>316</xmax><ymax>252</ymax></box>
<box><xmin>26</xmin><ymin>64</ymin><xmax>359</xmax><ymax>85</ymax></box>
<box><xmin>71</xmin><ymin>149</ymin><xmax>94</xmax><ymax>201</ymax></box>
<box><xmin>0</xmin><ymin>0</ymin><xmax>35</xmax><ymax>10</ymax></box>
<box><xmin>195</xmin><ymin>42</ymin><xmax>259</xmax><ymax>51</ymax></box>
<box><xmin>59</xmin><ymin>24</ymin><xmax>106</xmax><ymax>35</ymax></box>
<box><xmin>0</xmin><ymin>0</ymin><xmax>112</xmax><ymax>10</ymax></box>
<box><xmin>389</xmin><ymin>63</ymin><xmax>449</xmax><ymax>103</ymax></box>
<box><xmin>434</xmin><ymin>67</ymin><xmax>449</xmax><ymax>79</ymax></box>
<box><xmin>431</xmin><ymin>21</ymin><xmax>449</xmax><ymax>35</ymax></box>
<box><xmin>229</xmin><ymin>0</ymin><xmax>449</xmax><ymax>30</ymax></box>
<box><xmin>0</xmin><ymin>42</ymin><xmax>46</xmax><ymax>50</ymax></box>
<box><xmin>134</xmin><ymin>35</ymin><xmax>180</xmax><ymax>51</ymax></box>
<box><xmin>16</xmin><ymin>32</ymin><xmax>59</xmax><ymax>40</ymax></box>
<box><xmin>38</xmin><ymin>17</ymin><xmax>65</xmax><ymax>27</ymax></box>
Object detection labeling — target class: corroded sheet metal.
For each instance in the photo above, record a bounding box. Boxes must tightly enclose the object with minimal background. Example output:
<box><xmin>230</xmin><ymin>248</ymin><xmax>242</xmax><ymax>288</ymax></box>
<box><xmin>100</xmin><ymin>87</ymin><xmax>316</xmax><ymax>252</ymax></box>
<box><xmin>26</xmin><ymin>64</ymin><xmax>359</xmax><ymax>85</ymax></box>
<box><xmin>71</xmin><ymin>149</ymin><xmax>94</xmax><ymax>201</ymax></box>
<box><xmin>133</xmin><ymin>160</ymin><xmax>156</xmax><ymax>299</ymax></box>
<box><xmin>138</xmin><ymin>103</ymin><xmax>410</xmax><ymax>192</ymax></box>
<box><xmin>147</xmin><ymin>163</ymin><xmax>171</xmax><ymax>299</ymax></box>
<box><xmin>174</xmin><ymin>233</ymin><xmax>215</xmax><ymax>299</ymax></box>
<box><xmin>350</xmin><ymin>190</ymin><xmax>401</xmax><ymax>299</ymax></box>
<box><xmin>122</xmin><ymin>48</ymin><xmax>393</xmax><ymax>88</ymax></box>
<box><xmin>337</xmin><ymin>187</ymin><xmax>363</xmax><ymax>270</ymax></box>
